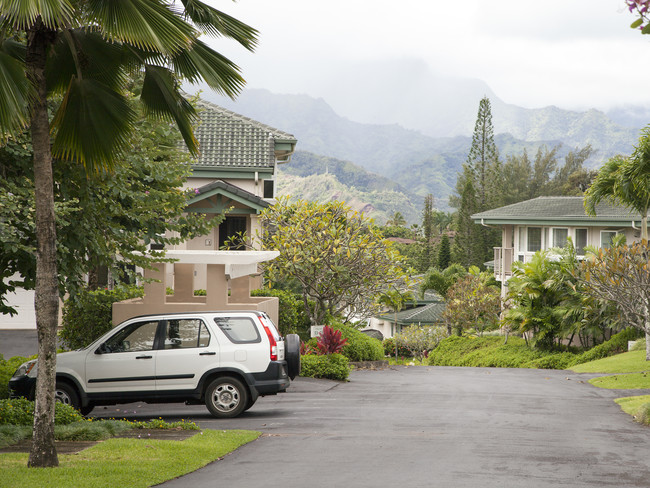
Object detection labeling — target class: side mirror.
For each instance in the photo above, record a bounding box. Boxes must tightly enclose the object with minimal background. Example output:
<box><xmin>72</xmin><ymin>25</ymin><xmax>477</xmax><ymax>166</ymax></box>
<box><xmin>95</xmin><ymin>343</ymin><xmax>109</xmax><ymax>355</ymax></box>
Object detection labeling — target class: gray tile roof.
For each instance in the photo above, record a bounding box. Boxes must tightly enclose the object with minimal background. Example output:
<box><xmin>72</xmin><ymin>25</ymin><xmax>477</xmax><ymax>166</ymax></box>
<box><xmin>192</xmin><ymin>99</ymin><xmax>297</xmax><ymax>168</ymax></box>
<box><xmin>472</xmin><ymin>196</ymin><xmax>642</xmax><ymax>225</ymax></box>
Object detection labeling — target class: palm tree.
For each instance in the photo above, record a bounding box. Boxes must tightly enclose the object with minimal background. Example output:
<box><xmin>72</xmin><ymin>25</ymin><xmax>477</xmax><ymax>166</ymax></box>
<box><xmin>0</xmin><ymin>0</ymin><xmax>257</xmax><ymax>467</ymax></box>
<box><xmin>584</xmin><ymin>125</ymin><xmax>650</xmax><ymax>239</ymax></box>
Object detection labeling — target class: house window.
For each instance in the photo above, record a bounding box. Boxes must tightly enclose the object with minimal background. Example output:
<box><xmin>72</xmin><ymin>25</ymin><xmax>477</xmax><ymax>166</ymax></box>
<box><xmin>518</xmin><ymin>228</ymin><xmax>525</xmax><ymax>253</ymax></box>
<box><xmin>600</xmin><ymin>230</ymin><xmax>618</xmax><ymax>249</ymax></box>
<box><xmin>263</xmin><ymin>180</ymin><xmax>274</xmax><ymax>199</ymax></box>
<box><xmin>527</xmin><ymin>227</ymin><xmax>542</xmax><ymax>252</ymax></box>
<box><xmin>575</xmin><ymin>228</ymin><xmax>588</xmax><ymax>256</ymax></box>
<box><xmin>552</xmin><ymin>228</ymin><xmax>568</xmax><ymax>248</ymax></box>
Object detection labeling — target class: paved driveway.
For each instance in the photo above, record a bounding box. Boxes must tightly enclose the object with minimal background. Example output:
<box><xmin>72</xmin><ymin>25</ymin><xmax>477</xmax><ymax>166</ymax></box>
<box><xmin>90</xmin><ymin>366</ymin><xmax>650</xmax><ymax>487</ymax></box>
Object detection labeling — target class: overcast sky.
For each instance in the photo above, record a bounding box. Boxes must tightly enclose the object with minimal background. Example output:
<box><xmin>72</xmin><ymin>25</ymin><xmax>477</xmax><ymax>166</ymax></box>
<box><xmin>208</xmin><ymin>0</ymin><xmax>650</xmax><ymax>111</ymax></box>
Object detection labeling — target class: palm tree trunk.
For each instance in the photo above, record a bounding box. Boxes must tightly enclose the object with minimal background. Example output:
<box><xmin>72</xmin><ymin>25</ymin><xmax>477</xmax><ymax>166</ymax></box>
<box><xmin>27</xmin><ymin>20</ymin><xmax>59</xmax><ymax>468</ymax></box>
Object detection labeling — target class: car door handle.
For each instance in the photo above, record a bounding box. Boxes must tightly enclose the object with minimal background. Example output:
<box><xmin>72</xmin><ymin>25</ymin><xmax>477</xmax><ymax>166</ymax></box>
<box><xmin>135</xmin><ymin>355</ymin><xmax>153</xmax><ymax>359</ymax></box>
<box><xmin>199</xmin><ymin>352</ymin><xmax>216</xmax><ymax>356</ymax></box>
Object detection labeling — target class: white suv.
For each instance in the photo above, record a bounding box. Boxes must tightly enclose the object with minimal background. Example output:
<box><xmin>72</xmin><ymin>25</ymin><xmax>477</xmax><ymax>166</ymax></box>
<box><xmin>9</xmin><ymin>311</ymin><xmax>301</xmax><ymax>418</ymax></box>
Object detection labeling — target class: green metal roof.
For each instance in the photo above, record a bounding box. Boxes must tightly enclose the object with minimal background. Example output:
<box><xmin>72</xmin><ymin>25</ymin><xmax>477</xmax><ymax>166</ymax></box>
<box><xmin>378</xmin><ymin>300</ymin><xmax>446</xmax><ymax>326</ymax></box>
<box><xmin>191</xmin><ymin>100</ymin><xmax>297</xmax><ymax>169</ymax></box>
<box><xmin>472</xmin><ymin>196</ymin><xmax>643</xmax><ymax>226</ymax></box>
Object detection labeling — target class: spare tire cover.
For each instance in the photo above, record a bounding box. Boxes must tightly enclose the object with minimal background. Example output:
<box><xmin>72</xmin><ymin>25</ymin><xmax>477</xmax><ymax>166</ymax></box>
<box><xmin>285</xmin><ymin>333</ymin><xmax>301</xmax><ymax>380</ymax></box>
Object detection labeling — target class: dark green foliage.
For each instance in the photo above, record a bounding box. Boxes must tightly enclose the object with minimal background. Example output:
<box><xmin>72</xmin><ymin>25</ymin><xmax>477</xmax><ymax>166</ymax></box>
<box><xmin>331</xmin><ymin>322</ymin><xmax>384</xmax><ymax>361</ymax></box>
<box><xmin>0</xmin><ymin>398</ymin><xmax>82</xmax><ymax>426</ymax></box>
<box><xmin>419</xmin><ymin>264</ymin><xmax>467</xmax><ymax>298</ymax></box>
<box><xmin>251</xmin><ymin>288</ymin><xmax>311</xmax><ymax>338</ymax></box>
<box><xmin>60</xmin><ymin>285</ymin><xmax>144</xmax><ymax>350</ymax></box>
<box><xmin>0</xmin><ymin>355</ymin><xmax>34</xmax><ymax>399</ymax></box>
<box><xmin>437</xmin><ymin>234</ymin><xmax>451</xmax><ymax>269</ymax></box>
<box><xmin>299</xmin><ymin>353</ymin><xmax>350</xmax><ymax>381</ymax></box>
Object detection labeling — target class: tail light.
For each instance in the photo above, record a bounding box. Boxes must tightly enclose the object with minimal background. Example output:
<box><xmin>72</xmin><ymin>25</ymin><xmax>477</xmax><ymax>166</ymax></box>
<box><xmin>260</xmin><ymin>320</ymin><xmax>278</xmax><ymax>361</ymax></box>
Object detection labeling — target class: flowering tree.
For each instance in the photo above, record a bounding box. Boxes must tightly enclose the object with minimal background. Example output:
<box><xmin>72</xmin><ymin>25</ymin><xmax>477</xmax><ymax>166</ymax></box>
<box><xmin>258</xmin><ymin>198</ymin><xmax>411</xmax><ymax>325</ymax></box>
<box><xmin>443</xmin><ymin>273</ymin><xmax>500</xmax><ymax>337</ymax></box>
<box><xmin>394</xmin><ymin>326</ymin><xmax>448</xmax><ymax>361</ymax></box>
<box><xmin>580</xmin><ymin>240</ymin><xmax>650</xmax><ymax>360</ymax></box>
<box><xmin>626</xmin><ymin>1</ymin><xmax>650</xmax><ymax>33</ymax></box>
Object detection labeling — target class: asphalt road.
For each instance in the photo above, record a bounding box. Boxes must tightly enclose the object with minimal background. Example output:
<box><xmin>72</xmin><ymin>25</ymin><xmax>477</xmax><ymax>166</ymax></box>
<box><xmin>88</xmin><ymin>366</ymin><xmax>650</xmax><ymax>488</ymax></box>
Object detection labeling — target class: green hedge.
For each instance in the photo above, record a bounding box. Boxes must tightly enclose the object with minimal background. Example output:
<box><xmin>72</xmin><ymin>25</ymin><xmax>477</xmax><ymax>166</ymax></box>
<box><xmin>426</xmin><ymin>336</ymin><xmax>575</xmax><ymax>369</ymax></box>
<box><xmin>60</xmin><ymin>285</ymin><xmax>143</xmax><ymax>350</ymax></box>
<box><xmin>426</xmin><ymin>330</ymin><xmax>642</xmax><ymax>370</ymax></box>
<box><xmin>570</xmin><ymin>328</ymin><xmax>641</xmax><ymax>365</ymax></box>
<box><xmin>300</xmin><ymin>354</ymin><xmax>350</xmax><ymax>381</ymax></box>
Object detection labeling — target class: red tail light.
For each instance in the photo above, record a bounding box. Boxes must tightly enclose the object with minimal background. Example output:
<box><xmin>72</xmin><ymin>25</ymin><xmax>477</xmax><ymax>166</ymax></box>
<box><xmin>261</xmin><ymin>321</ymin><xmax>278</xmax><ymax>361</ymax></box>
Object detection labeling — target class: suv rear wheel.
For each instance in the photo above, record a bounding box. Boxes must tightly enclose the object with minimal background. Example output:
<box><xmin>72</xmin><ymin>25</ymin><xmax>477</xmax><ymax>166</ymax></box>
<box><xmin>205</xmin><ymin>377</ymin><xmax>248</xmax><ymax>418</ymax></box>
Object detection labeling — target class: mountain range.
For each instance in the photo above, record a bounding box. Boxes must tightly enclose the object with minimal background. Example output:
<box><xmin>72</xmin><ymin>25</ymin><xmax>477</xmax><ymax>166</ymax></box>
<box><xmin>193</xmin><ymin>66</ymin><xmax>650</xmax><ymax>222</ymax></box>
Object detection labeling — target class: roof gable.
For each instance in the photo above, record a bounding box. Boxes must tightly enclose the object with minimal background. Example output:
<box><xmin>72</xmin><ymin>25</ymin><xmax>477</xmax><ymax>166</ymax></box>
<box><xmin>186</xmin><ymin>180</ymin><xmax>269</xmax><ymax>214</ymax></box>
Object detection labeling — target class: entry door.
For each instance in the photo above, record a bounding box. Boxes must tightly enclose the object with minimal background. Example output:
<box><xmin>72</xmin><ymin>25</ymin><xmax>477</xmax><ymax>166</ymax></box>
<box><xmin>218</xmin><ymin>216</ymin><xmax>247</xmax><ymax>249</ymax></box>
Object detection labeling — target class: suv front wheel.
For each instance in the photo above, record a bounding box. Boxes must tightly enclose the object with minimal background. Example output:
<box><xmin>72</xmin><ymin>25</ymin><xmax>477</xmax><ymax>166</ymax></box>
<box><xmin>205</xmin><ymin>377</ymin><xmax>249</xmax><ymax>418</ymax></box>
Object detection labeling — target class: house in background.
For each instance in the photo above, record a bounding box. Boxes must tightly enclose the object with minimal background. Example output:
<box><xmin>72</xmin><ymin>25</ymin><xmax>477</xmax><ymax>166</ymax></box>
<box><xmin>2</xmin><ymin>100</ymin><xmax>297</xmax><ymax>329</ymax></box>
<box><xmin>366</xmin><ymin>291</ymin><xmax>446</xmax><ymax>339</ymax></box>
<box><xmin>114</xmin><ymin>100</ymin><xmax>297</xmax><ymax>326</ymax></box>
<box><xmin>471</xmin><ymin>196</ymin><xmax>644</xmax><ymax>297</ymax></box>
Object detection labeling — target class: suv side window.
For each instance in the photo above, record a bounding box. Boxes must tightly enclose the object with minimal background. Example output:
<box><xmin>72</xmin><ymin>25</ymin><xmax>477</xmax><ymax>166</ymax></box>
<box><xmin>214</xmin><ymin>316</ymin><xmax>261</xmax><ymax>344</ymax></box>
<box><xmin>104</xmin><ymin>320</ymin><xmax>159</xmax><ymax>353</ymax></box>
<box><xmin>164</xmin><ymin>319</ymin><xmax>210</xmax><ymax>349</ymax></box>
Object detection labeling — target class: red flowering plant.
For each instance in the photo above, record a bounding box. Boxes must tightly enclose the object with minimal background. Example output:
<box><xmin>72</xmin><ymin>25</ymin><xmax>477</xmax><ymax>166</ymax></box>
<box><xmin>316</xmin><ymin>326</ymin><xmax>348</xmax><ymax>355</ymax></box>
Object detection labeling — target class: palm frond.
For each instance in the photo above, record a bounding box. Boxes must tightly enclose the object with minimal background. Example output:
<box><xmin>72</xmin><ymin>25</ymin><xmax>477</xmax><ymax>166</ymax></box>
<box><xmin>171</xmin><ymin>38</ymin><xmax>244</xmax><ymax>99</ymax></box>
<box><xmin>87</xmin><ymin>0</ymin><xmax>196</xmax><ymax>55</ymax></box>
<box><xmin>51</xmin><ymin>77</ymin><xmax>135</xmax><ymax>171</ymax></box>
<box><xmin>0</xmin><ymin>48</ymin><xmax>30</xmax><ymax>133</ymax></box>
<box><xmin>0</xmin><ymin>0</ymin><xmax>74</xmax><ymax>30</ymax></box>
<box><xmin>140</xmin><ymin>64</ymin><xmax>198</xmax><ymax>154</ymax></box>
<box><xmin>179</xmin><ymin>0</ymin><xmax>258</xmax><ymax>51</ymax></box>
<box><xmin>46</xmin><ymin>29</ymin><xmax>127</xmax><ymax>95</ymax></box>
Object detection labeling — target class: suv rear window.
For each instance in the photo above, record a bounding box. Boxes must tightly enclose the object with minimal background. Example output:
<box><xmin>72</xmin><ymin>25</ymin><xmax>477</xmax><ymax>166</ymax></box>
<box><xmin>214</xmin><ymin>316</ymin><xmax>261</xmax><ymax>344</ymax></box>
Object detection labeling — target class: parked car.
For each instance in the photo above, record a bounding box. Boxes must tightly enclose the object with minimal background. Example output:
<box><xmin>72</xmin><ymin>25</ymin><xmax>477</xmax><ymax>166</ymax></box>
<box><xmin>9</xmin><ymin>311</ymin><xmax>301</xmax><ymax>418</ymax></box>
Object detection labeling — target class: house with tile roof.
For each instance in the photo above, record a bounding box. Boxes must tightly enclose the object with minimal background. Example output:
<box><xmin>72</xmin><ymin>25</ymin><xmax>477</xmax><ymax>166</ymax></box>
<box><xmin>113</xmin><ymin>100</ymin><xmax>298</xmax><ymax>326</ymax></box>
<box><xmin>366</xmin><ymin>291</ymin><xmax>446</xmax><ymax>339</ymax></box>
<box><xmin>2</xmin><ymin>100</ymin><xmax>297</xmax><ymax>329</ymax></box>
<box><xmin>471</xmin><ymin>196</ymin><xmax>644</xmax><ymax>296</ymax></box>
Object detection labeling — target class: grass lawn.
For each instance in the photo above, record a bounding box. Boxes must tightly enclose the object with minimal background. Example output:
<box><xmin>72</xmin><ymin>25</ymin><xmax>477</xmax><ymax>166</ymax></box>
<box><xmin>0</xmin><ymin>429</ymin><xmax>260</xmax><ymax>488</ymax></box>
<box><xmin>589</xmin><ymin>373</ymin><xmax>650</xmax><ymax>389</ymax></box>
<box><xmin>615</xmin><ymin>395</ymin><xmax>650</xmax><ymax>417</ymax></box>
<box><xmin>570</xmin><ymin>350</ymin><xmax>650</xmax><ymax>374</ymax></box>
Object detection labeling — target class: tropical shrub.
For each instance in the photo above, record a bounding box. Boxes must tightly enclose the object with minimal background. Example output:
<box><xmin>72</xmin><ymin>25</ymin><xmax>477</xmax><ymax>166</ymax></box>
<box><xmin>0</xmin><ymin>398</ymin><xmax>82</xmax><ymax>426</ymax></box>
<box><xmin>333</xmin><ymin>322</ymin><xmax>384</xmax><ymax>361</ymax></box>
<box><xmin>60</xmin><ymin>285</ymin><xmax>143</xmax><ymax>350</ymax></box>
<box><xmin>300</xmin><ymin>353</ymin><xmax>350</xmax><ymax>381</ymax></box>
<box><xmin>316</xmin><ymin>326</ymin><xmax>348</xmax><ymax>355</ymax></box>
<box><xmin>382</xmin><ymin>338</ymin><xmax>411</xmax><ymax>358</ymax></box>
